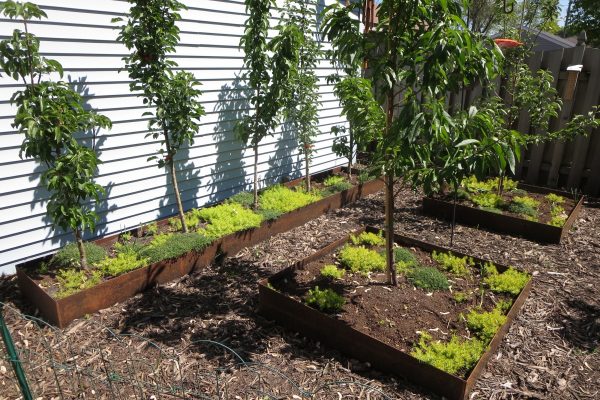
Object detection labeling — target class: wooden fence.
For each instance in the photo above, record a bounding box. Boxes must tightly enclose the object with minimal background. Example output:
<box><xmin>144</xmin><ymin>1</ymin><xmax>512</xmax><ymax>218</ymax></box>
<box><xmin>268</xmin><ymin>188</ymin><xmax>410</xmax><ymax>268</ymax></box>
<box><xmin>451</xmin><ymin>43</ymin><xmax>600</xmax><ymax>197</ymax></box>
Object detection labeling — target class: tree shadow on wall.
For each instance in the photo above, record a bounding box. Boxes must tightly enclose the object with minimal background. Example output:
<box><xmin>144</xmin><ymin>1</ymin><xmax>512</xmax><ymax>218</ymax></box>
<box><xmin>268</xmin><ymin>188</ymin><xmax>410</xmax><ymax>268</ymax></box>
<box><xmin>29</xmin><ymin>75</ymin><xmax>117</xmax><ymax>251</ymax></box>
<box><xmin>264</xmin><ymin>122</ymin><xmax>301</xmax><ymax>186</ymax></box>
<box><xmin>209</xmin><ymin>75</ymin><xmax>251</xmax><ymax>203</ymax></box>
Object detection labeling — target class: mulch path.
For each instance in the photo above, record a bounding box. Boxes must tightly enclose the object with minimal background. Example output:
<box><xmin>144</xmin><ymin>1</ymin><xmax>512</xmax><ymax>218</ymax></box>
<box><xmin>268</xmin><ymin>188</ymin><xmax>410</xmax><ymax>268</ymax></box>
<box><xmin>1</xmin><ymin>183</ymin><xmax>598</xmax><ymax>399</ymax></box>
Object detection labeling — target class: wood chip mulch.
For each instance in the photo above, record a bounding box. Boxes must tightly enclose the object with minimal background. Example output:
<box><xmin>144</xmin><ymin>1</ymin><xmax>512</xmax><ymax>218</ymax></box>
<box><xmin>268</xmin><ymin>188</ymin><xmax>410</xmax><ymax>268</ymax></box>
<box><xmin>0</xmin><ymin>184</ymin><xmax>598</xmax><ymax>399</ymax></box>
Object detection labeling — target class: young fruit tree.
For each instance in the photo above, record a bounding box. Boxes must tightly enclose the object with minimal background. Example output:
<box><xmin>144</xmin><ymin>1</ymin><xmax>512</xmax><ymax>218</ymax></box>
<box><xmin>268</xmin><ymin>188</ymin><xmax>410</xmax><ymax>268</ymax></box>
<box><xmin>114</xmin><ymin>0</ymin><xmax>205</xmax><ymax>233</ymax></box>
<box><xmin>236</xmin><ymin>0</ymin><xmax>298</xmax><ymax>209</ymax></box>
<box><xmin>323</xmin><ymin>0</ymin><xmax>502</xmax><ymax>285</ymax></box>
<box><xmin>0</xmin><ymin>1</ymin><xmax>112</xmax><ymax>270</ymax></box>
<box><xmin>279</xmin><ymin>0</ymin><xmax>322</xmax><ymax>192</ymax></box>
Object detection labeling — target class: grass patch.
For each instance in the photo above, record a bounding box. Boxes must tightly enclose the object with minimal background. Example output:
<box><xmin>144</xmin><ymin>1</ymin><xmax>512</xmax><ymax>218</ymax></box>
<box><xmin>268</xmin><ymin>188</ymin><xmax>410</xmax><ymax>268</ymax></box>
<box><xmin>196</xmin><ymin>203</ymin><xmax>263</xmax><ymax>239</ymax></box>
<box><xmin>411</xmin><ymin>333</ymin><xmax>485</xmax><ymax>375</ymax></box>
<box><xmin>140</xmin><ymin>233</ymin><xmax>212</xmax><ymax>264</ymax></box>
<box><xmin>320</xmin><ymin>264</ymin><xmax>345</xmax><ymax>279</ymax></box>
<box><xmin>338</xmin><ymin>245</ymin><xmax>386</xmax><ymax>274</ymax></box>
<box><xmin>483</xmin><ymin>263</ymin><xmax>529</xmax><ymax>295</ymax></box>
<box><xmin>306</xmin><ymin>286</ymin><xmax>345</xmax><ymax>313</ymax></box>
<box><xmin>49</xmin><ymin>243</ymin><xmax>107</xmax><ymax>270</ymax></box>
<box><xmin>407</xmin><ymin>267</ymin><xmax>450</xmax><ymax>291</ymax></box>
<box><xmin>259</xmin><ymin>185</ymin><xmax>321</xmax><ymax>214</ymax></box>
<box><xmin>432</xmin><ymin>251</ymin><xmax>472</xmax><ymax>276</ymax></box>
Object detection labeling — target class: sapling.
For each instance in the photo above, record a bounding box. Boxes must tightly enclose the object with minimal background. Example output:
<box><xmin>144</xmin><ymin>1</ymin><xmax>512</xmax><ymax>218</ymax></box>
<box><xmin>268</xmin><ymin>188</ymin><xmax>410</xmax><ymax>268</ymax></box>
<box><xmin>0</xmin><ymin>1</ymin><xmax>112</xmax><ymax>270</ymax></box>
<box><xmin>114</xmin><ymin>0</ymin><xmax>205</xmax><ymax>233</ymax></box>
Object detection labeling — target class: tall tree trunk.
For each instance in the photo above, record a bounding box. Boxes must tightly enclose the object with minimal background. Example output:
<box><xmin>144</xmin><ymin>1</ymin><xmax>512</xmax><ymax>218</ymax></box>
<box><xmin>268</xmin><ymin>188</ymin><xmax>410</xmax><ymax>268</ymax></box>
<box><xmin>348</xmin><ymin>125</ymin><xmax>353</xmax><ymax>177</ymax></box>
<box><xmin>164</xmin><ymin>128</ymin><xmax>188</xmax><ymax>233</ymax></box>
<box><xmin>75</xmin><ymin>227</ymin><xmax>88</xmax><ymax>271</ymax></box>
<box><xmin>253</xmin><ymin>142</ymin><xmax>259</xmax><ymax>210</ymax></box>
<box><xmin>384</xmin><ymin>172</ymin><xmax>397</xmax><ymax>285</ymax></box>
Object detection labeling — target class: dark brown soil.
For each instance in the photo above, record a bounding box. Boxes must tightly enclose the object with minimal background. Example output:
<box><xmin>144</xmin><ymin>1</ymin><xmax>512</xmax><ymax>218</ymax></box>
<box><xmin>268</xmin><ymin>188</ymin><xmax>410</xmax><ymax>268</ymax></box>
<box><xmin>272</xmin><ymin>241</ymin><xmax>514</xmax><ymax>360</ymax></box>
<box><xmin>1</xmin><ymin>181</ymin><xmax>599</xmax><ymax>399</ymax></box>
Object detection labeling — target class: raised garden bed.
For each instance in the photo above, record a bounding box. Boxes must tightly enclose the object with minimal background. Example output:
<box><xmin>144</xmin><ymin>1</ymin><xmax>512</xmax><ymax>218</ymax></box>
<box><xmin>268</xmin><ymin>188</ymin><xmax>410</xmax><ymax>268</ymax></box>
<box><xmin>422</xmin><ymin>178</ymin><xmax>585</xmax><ymax>244</ymax></box>
<box><xmin>17</xmin><ymin>168</ymin><xmax>383</xmax><ymax>328</ymax></box>
<box><xmin>258</xmin><ymin>226</ymin><xmax>532</xmax><ymax>400</ymax></box>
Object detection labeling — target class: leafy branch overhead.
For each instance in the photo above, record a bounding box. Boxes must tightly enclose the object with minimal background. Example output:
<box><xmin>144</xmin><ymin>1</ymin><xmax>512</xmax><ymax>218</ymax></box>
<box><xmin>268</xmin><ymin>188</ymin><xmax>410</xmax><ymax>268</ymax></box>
<box><xmin>0</xmin><ymin>0</ymin><xmax>112</xmax><ymax>270</ymax></box>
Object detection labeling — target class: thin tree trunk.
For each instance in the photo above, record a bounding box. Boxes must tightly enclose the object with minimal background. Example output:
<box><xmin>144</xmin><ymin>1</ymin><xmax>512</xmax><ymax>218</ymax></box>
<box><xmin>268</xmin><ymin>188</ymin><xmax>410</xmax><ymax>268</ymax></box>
<box><xmin>253</xmin><ymin>142</ymin><xmax>259</xmax><ymax>209</ymax></box>
<box><xmin>164</xmin><ymin>128</ymin><xmax>188</xmax><ymax>233</ymax></box>
<box><xmin>384</xmin><ymin>172</ymin><xmax>397</xmax><ymax>286</ymax></box>
<box><xmin>305</xmin><ymin>151</ymin><xmax>311</xmax><ymax>192</ymax></box>
<box><xmin>348</xmin><ymin>125</ymin><xmax>353</xmax><ymax>177</ymax></box>
<box><xmin>75</xmin><ymin>227</ymin><xmax>88</xmax><ymax>271</ymax></box>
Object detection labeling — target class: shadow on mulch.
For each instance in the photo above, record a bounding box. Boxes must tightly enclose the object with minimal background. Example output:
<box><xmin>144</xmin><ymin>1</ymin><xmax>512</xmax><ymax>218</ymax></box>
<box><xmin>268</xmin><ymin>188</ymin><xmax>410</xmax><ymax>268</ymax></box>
<box><xmin>559</xmin><ymin>298</ymin><xmax>600</xmax><ymax>351</ymax></box>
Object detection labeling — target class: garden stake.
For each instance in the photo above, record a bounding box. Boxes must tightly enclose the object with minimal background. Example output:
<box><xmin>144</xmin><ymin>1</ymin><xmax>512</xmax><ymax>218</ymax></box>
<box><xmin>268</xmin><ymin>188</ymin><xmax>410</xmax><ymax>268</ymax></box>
<box><xmin>450</xmin><ymin>189</ymin><xmax>458</xmax><ymax>248</ymax></box>
<box><xmin>0</xmin><ymin>305</ymin><xmax>33</xmax><ymax>400</ymax></box>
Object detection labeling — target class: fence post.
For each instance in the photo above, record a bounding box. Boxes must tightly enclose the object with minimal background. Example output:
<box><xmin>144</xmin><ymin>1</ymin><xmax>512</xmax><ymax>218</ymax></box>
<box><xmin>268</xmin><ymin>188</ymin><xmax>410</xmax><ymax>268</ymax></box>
<box><xmin>0</xmin><ymin>305</ymin><xmax>33</xmax><ymax>400</ymax></box>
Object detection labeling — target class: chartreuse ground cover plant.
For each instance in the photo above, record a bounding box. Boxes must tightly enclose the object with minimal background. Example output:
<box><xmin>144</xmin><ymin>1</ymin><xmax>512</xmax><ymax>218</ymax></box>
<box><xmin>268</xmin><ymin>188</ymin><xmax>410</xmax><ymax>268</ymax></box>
<box><xmin>259</xmin><ymin>185</ymin><xmax>322</xmax><ymax>214</ymax></box>
<box><xmin>0</xmin><ymin>1</ymin><xmax>112</xmax><ymax>271</ymax></box>
<box><xmin>432</xmin><ymin>251</ymin><xmax>473</xmax><ymax>277</ymax></box>
<box><xmin>350</xmin><ymin>231</ymin><xmax>385</xmax><ymax>247</ymax></box>
<box><xmin>114</xmin><ymin>0</ymin><xmax>205</xmax><ymax>233</ymax></box>
<box><xmin>320</xmin><ymin>264</ymin><xmax>345</xmax><ymax>280</ymax></box>
<box><xmin>411</xmin><ymin>333</ymin><xmax>486</xmax><ymax>376</ymax></box>
<box><xmin>483</xmin><ymin>263</ymin><xmax>529</xmax><ymax>295</ymax></box>
<box><xmin>306</xmin><ymin>286</ymin><xmax>345</xmax><ymax>313</ymax></box>
<box><xmin>338</xmin><ymin>245</ymin><xmax>386</xmax><ymax>275</ymax></box>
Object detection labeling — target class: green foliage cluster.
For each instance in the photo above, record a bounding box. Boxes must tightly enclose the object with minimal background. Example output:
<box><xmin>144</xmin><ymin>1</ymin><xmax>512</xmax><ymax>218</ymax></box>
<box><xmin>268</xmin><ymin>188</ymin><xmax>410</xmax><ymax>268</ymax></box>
<box><xmin>393</xmin><ymin>247</ymin><xmax>419</xmax><ymax>266</ymax></box>
<box><xmin>259</xmin><ymin>185</ymin><xmax>321</xmax><ymax>214</ymax></box>
<box><xmin>140</xmin><ymin>233</ymin><xmax>212</xmax><ymax>264</ymax></box>
<box><xmin>56</xmin><ymin>268</ymin><xmax>103</xmax><ymax>299</ymax></box>
<box><xmin>483</xmin><ymin>264</ymin><xmax>529</xmax><ymax>295</ymax></box>
<box><xmin>411</xmin><ymin>333</ymin><xmax>485</xmax><ymax>376</ymax></box>
<box><xmin>169</xmin><ymin>209</ymin><xmax>202</xmax><ymax>231</ymax></box>
<box><xmin>141</xmin><ymin>221</ymin><xmax>159</xmax><ymax>236</ymax></box>
<box><xmin>357</xmin><ymin>171</ymin><xmax>374</xmax><ymax>185</ymax></box>
<box><xmin>508</xmin><ymin>196</ymin><xmax>539</xmax><ymax>219</ymax></box>
<box><xmin>320</xmin><ymin>175</ymin><xmax>352</xmax><ymax>196</ymax></box>
<box><xmin>227</xmin><ymin>191</ymin><xmax>255</xmax><ymax>209</ymax></box>
<box><xmin>545</xmin><ymin>193</ymin><xmax>565</xmax><ymax>205</ymax></box>
<box><xmin>49</xmin><ymin>243</ymin><xmax>107</xmax><ymax>270</ymax></box>
<box><xmin>453</xmin><ymin>291</ymin><xmax>469</xmax><ymax>303</ymax></box>
<box><xmin>432</xmin><ymin>251</ymin><xmax>472</xmax><ymax>276</ymax></box>
<box><xmin>471</xmin><ymin>192</ymin><xmax>503</xmax><ymax>209</ymax></box>
<box><xmin>338</xmin><ymin>245</ymin><xmax>386</xmax><ymax>274</ymax></box>
<box><xmin>96</xmin><ymin>250</ymin><xmax>148</xmax><ymax>277</ymax></box>
<box><xmin>350</xmin><ymin>231</ymin><xmax>385</xmax><ymax>247</ymax></box>
<box><xmin>549</xmin><ymin>214</ymin><xmax>567</xmax><ymax>227</ymax></box>
<box><xmin>196</xmin><ymin>203</ymin><xmax>263</xmax><ymax>240</ymax></box>
<box><xmin>320</xmin><ymin>264</ymin><xmax>345</xmax><ymax>280</ymax></box>
<box><xmin>466</xmin><ymin>306</ymin><xmax>507</xmax><ymax>343</ymax></box>
<box><xmin>463</xmin><ymin>176</ymin><xmax>518</xmax><ymax>194</ymax></box>
<box><xmin>306</xmin><ymin>286</ymin><xmax>345</xmax><ymax>313</ymax></box>
<box><xmin>548</xmin><ymin>203</ymin><xmax>567</xmax><ymax>227</ymax></box>
<box><xmin>407</xmin><ymin>267</ymin><xmax>450</xmax><ymax>291</ymax></box>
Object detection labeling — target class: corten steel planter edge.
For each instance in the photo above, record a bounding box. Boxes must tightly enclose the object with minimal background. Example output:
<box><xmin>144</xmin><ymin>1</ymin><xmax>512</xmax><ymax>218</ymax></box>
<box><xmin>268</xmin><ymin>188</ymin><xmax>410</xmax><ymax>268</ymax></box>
<box><xmin>16</xmin><ymin>173</ymin><xmax>384</xmax><ymax>328</ymax></box>
<box><xmin>421</xmin><ymin>183</ymin><xmax>585</xmax><ymax>244</ymax></box>
<box><xmin>258</xmin><ymin>227</ymin><xmax>532</xmax><ymax>400</ymax></box>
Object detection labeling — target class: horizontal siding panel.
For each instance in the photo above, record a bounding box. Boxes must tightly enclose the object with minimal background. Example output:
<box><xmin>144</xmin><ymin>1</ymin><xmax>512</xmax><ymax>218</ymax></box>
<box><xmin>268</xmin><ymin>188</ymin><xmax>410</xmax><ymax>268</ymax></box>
<box><xmin>0</xmin><ymin>0</ymin><xmax>351</xmax><ymax>273</ymax></box>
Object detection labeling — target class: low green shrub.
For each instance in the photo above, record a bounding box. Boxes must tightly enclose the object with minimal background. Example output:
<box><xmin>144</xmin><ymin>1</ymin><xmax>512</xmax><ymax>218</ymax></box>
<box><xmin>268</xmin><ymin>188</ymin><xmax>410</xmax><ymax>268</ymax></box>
<box><xmin>550</xmin><ymin>204</ymin><xmax>565</xmax><ymax>217</ymax></box>
<box><xmin>169</xmin><ymin>209</ymin><xmax>202</xmax><ymax>231</ymax></box>
<box><xmin>320</xmin><ymin>264</ymin><xmax>345</xmax><ymax>279</ymax></box>
<box><xmin>49</xmin><ymin>243</ymin><xmax>107</xmax><ymax>269</ymax></box>
<box><xmin>55</xmin><ymin>268</ymin><xmax>103</xmax><ymax>299</ymax></box>
<box><xmin>411</xmin><ymin>333</ymin><xmax>485</xmax><ymax>375</ymax></box>
<box><xmin>324</xmin><ymin>175</ymin><xmax>351</xmax><ymax>188</ymax></box>
<box><xmin>483</xmin><ymin>264</ymin><xmax>529</xmax><ymax>295</ymax></box>
<box><xmin>259</xmin><ymin>185</ymin><xmax>321</xmax><ymax>214</ymax></box>
<box><xmin>140</xmin><ymin>232</ymin><xmax>212</xmax><ymax>264</ymax></box>
<box><xmin>227</xmin><ymin>191</ymin><xmax>254</xmax><ymax>208</ymax></box>
<box><xmin>350</xmin><ymin>231</ymin><xmax>385</xmax><ymax>247</ymax></box>
<box><xmin>407</xmin><ymin>267</ymin><xmax>450</xmax><ymax>291</ymax></box>
<box><xmin>114</xmin><ymin>240</ymin><xmax>145</xmax><ymax>256</ymax></box>
<box><xmin>396</xmin><ymin>260</ymin><xmax>413</xmax><ymax>274</ymax></box>
<box><xmin>507</xmin><ymin>201</ymin><xmax>538</xmax><ymax>219</ymax></box>
<box><xmin>196</xmin><ymin>203</ymin><xmax>263</xmax><ymax>239</ymax></box>
<box><xmin>512</xmin><ymin>195</ymin><xmax>540</xmax><ymax>209</ymax></box>
<box><xmin>394</xmin><ymin>247</ymin><xmax>419</xmax><ymax>266</ymax></box>
<box><xmin>549</xmin><ymin>214</ymin><xmax>567</xmax><ymax>227</ymax></box>
<box><xmin>466</xmin><ymin>307</ymin><xmax>507</xmax><ymax>343</ymax></box>
<box><xmin>257</xmin><ymin>208</ymin><xmax>283</xmax><ymax>221</ymax></box>
<box><xmin>357</xmin><ymin>170</ymin><xmax>374</xmax><ymax>184</ymax></box>
<box><xmin>432</xmin><ymin>251</ymin><xmax>472</xmax><ymax>276</ymax></box>
<box><xmin>306</xmin><ymin>286</ymin><xmax>345</xmax><ymax>312</ymax></box>
<box><xmin>471</xmin><ymin>192</ymin><xmax>503</xmax><ymax>209</ymax></box>
<box><xmin>545</xmin><ymin>193</ymin><xmax>565</xmax><ymax>204</ymax></box>
<box><xmin>338</xmin><ymin>245</ymin><xmax>386</xmax><ymax>274</ymax></box>
<box><xmin>97</xmin><ymin>249</ymin><xmax>148</xmax><ymax>277</ymax></box>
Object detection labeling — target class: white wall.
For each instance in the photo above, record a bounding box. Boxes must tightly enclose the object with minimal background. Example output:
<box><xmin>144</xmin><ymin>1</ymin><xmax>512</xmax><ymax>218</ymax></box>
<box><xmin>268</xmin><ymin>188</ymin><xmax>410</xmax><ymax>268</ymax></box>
<box><xmin>0</xmin><ymin>0</ymin><xmax>349</xmax><ymax>274</ymax></box>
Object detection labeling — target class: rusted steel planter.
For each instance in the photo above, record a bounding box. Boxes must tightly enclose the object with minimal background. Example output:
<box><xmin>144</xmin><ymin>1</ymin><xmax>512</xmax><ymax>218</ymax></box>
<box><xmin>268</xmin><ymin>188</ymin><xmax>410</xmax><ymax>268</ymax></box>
<box><xmin>16</xmin><ymin>170</ymin><xmax>384</xmax><ymax>328</ymax></box>
<box><xmin>422</xmin><ymin>183</ymin><xmax>585</xmax><ymax>244</ymax></box>
<box><xmin>258</xmin><ymin>227</ymin><xmax>532</xmax><ymax>400</ymax></box>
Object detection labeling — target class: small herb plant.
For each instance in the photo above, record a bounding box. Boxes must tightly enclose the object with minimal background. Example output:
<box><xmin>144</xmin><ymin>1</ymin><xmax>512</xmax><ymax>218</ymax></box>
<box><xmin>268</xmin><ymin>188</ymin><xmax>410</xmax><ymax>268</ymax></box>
<box><xmin>306</xmin><ymin>286</ymin><xmax>345</xmax><ymax>313</ymax></box>
<box><xmin>483</xmin><ymin>264</ymin><xmax>529</xmax><ymax>295</ymax></box>
<box><xmin>466</xmin><ymin>306</ymin><xmax>507</xmax><ymax>343</ymax></box>
<box><xmin>350</xmin><ymin>231</ymin><xmax>385</xmax><ymax>247</ymax></box>
<box><xmin>432</xmin><ymin>251</ymin><xmax>472</xmax><ymax>276</ymax></box>
<box><xmin>338</xmin><ymin>246</ymin><xmax>386</xmax><ymax>274</ymax></box>
<box><xmin>407</xmin><ymin>267</ymin><xmax>450</xmax><ymax>291</ymax></box>
<box><xmin>259</xmin><ymin>185</ymin><xmax>321</xmax><ymax>214</ymax></box>
<box><xmin>320</xmin><ymin>264</ymin><xmax>345</xmax><ymax>280</ymax></box>
<box><xmin>411</xmin><ymin>333</ymin><xmax>485</xmax><ymax>376</ymax></box>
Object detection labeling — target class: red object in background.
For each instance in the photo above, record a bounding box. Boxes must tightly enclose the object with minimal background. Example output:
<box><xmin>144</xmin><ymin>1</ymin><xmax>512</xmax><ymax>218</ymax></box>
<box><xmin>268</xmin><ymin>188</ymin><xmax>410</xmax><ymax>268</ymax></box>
<box><xmin>494</xmin><ymin>38</ymin><xmax>524</xmax><ymax>49</ymax></box>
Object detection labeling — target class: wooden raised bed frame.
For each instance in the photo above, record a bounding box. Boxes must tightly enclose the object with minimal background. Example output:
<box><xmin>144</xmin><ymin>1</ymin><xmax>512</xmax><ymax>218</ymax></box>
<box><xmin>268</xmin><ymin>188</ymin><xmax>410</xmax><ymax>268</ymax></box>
<box><xmin>422</xmin><ymin>183</ymin><xmax>585</xmax><ymax>244</ymax></box>
<box><xmin>17</xmin><ymin>168</ymin><xmax>383</xmax><ymax>328</ymax></box>
<box><xmin>258</xmin><ymin>226</ymin><xmax>532</xmax><ymax>400</ymax></box>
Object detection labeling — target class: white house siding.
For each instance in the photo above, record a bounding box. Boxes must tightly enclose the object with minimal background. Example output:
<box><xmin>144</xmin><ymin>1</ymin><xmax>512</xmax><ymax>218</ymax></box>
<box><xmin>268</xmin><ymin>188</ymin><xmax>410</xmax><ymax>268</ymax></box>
<box><xmin>0</xmin><ymin>0</ymin><xmax>350</xmax><ymax>274</ymax></box>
